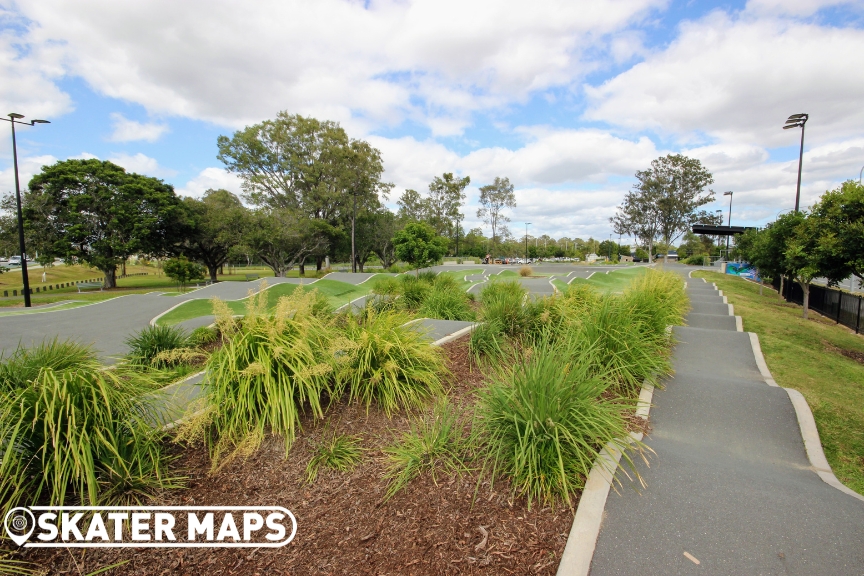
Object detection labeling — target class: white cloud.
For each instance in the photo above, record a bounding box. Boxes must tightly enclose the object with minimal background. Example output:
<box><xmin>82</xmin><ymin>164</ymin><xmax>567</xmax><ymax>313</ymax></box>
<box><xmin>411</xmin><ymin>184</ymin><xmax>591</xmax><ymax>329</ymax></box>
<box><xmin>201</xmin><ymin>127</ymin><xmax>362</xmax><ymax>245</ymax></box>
<box><xmin>0</xmin><ymin>154</ymin><xmax>57</xmax><ymax>194</ymax></box>
<box><xmin>15</xmin><ymin>0</ymin><xmax>664</xmax><ymax>132</ymax></box>
<box><xmin>175</xmin><ymin>167</ymin><xmax>243</xmax><ymax>199</ymax></box>
<box><xmin>106</xmin><ymin>152</ymin><xmax>177</xmax><ymax>178</ymax></box>
<box><xmin>108</xmin><ymin>113</ymin><xmax>168</xmax><ymax>142</ymax></box>
<box><xmin>745</xmin><ymin>0</ymin><xmax>859</xmax><ymax>17</ymax></box>
<box><xmin>584</xmin><ymin>14</ymin><xmax>864</xmax><ymax>147</ymax></box>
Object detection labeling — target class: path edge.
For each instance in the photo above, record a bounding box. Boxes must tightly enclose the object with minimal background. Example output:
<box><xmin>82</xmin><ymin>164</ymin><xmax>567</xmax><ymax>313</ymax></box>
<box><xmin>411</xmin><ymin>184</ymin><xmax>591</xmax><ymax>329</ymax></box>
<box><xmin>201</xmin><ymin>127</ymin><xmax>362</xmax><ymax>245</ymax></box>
<box><xmin>555</xmin><ymin>379</ymin><xmax>655</xmax><ymax>576</ymax></box>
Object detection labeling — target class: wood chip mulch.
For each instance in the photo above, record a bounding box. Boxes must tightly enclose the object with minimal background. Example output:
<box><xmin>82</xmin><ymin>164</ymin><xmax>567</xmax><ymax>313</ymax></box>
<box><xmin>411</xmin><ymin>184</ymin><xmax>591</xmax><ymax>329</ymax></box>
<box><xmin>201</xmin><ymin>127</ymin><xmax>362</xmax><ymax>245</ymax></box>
<box><xmin>20</xmin><ymin>336</ymin><xmax>575</xmax><ymax>576</ymax></box>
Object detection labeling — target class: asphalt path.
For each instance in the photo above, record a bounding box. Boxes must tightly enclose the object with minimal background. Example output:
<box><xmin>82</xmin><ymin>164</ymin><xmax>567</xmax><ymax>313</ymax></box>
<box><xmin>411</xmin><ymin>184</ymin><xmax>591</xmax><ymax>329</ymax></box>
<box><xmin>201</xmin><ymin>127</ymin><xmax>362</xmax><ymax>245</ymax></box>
<box><xmin>0</xmin><ymin>278</ymin><xmax>304</xmax><ymax>361</ymax></box>
<box><xmin>588</xmin><ymin>266</ymin><xmax>864</xmax><ymax>575</ymax></box>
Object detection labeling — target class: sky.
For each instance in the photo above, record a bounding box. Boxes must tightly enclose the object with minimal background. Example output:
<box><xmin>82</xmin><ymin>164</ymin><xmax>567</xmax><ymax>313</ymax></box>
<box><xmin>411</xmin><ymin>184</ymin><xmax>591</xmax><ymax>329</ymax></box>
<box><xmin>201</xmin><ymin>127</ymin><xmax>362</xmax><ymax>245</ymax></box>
<box><xmin>1</xmin><ymin>0</ymin><xmax>863</xmax><ymax>245</ymax></box>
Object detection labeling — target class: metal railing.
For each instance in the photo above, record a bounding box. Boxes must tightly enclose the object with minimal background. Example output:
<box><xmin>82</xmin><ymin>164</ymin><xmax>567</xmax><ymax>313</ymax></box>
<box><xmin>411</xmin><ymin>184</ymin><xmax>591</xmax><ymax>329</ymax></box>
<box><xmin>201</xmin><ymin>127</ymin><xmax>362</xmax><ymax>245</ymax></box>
<box><xmin>772</xmin><ymin>277</ymin><xmax>863</xmax><ymax>334</ymax></box>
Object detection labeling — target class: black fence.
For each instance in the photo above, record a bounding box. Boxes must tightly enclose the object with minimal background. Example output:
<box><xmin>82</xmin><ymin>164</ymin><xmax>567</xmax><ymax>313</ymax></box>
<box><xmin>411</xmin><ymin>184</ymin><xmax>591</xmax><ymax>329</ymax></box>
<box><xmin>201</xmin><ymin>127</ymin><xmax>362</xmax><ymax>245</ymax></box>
<box><xmin>772</xmin><ymin>277</ymin><xmax>863</xmax><ymax>333</ymax></box>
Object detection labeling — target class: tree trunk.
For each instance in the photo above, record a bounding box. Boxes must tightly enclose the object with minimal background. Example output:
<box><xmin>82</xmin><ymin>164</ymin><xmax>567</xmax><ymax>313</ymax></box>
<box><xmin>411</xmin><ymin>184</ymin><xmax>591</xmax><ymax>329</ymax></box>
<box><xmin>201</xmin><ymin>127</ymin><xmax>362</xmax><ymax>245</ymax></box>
<box><xmin>779</xmin><ymin>276</ymin><xmax>785</xmax><ymax>300</ymax></box>
<box><xmin>299</xmin><ymin>259</ymin><xmax>305</xmax><ymax>277</ymax></box>
<box><xmin>208</xmin><ymin>265</ymin><xmax>218</xmax><ymax>283</ymax></box>
<box><xmin>316</xmin><ymin>256</ymin><xmax>323</xmax><ymax>272</ymax></box>
<box><xmin>219</xmin><ymin>265</ymin><xmax>224</xmax><ymax>275</ymax></box>
<box><xmin>801</xmin><ymin>281</ymin><xmax>810</xmax><ymax>319</ymax></box>
<box><xmin>103</xmin><ymin>266</ymin><xmax>117</xmax><ymax>289</ymax></box>
<box><xmin>121</xmin><ymin>260</ymin><xmax>126</xmax><ymax>277</ymax></box>
<box><xmin>358</xmin><ymin>257</ymin><xmax>365</xmax><ymax>273</ymax></box>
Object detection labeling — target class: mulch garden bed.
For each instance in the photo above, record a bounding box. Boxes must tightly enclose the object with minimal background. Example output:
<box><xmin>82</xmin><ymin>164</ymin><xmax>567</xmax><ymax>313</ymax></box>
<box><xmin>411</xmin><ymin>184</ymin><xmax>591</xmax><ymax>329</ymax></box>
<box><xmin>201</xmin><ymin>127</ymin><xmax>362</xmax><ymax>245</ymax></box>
<box><xmin>21</xmin><ymin>336</ymin><xmax>578</xmax><ymax>575</ymax></box>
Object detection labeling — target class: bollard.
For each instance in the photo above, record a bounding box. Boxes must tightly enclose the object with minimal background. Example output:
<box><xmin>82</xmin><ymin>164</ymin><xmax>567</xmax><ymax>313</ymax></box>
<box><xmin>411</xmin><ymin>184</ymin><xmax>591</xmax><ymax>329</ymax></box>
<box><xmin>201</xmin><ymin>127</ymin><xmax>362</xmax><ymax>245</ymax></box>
<box><xmin>13</xmin><ymin>290</ymin><xmax>17</xmax><ymax>296</ymax></box>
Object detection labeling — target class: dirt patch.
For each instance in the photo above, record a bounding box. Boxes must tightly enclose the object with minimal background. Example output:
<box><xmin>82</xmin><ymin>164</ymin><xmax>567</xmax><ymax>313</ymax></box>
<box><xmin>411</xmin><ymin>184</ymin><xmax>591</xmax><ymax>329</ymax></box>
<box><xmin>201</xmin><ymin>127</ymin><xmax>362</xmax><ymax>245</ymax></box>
<box><xmin>823</xmin><ymin>340</ymin><xmax>864</xmax><ymax>365</ymax></box>
<box><xmin>20</xmin><ymin>336</ymin><xmax>573</xmax><ymax>575</ymax></box>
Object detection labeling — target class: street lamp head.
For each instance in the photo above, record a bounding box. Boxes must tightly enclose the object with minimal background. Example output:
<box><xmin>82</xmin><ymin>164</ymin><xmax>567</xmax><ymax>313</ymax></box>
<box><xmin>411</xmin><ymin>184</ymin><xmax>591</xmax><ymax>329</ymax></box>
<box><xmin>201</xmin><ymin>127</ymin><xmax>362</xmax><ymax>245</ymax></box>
<box><xmin>8</xmin><ymin>113</ymin><xmax>24</xmax><ymax>119</ymax></box>
<box><xmin>787</xmin><ymin>113</ymin><xmax>808</xmax><ymax>120</ymax></box>
<box><xmin>31</xmin><ymin>119</ymin><xmax>50</xmax><ymax>124</ymax></box>
<box><xmin>723</xmin><ymin>191</ymin><xmax>733</xmax><ymax>196</ymax></box>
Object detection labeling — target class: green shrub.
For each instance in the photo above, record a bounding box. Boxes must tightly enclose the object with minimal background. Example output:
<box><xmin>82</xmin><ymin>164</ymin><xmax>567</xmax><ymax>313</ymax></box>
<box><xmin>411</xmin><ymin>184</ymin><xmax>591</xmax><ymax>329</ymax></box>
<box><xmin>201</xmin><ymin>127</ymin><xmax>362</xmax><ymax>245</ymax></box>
<box><xmin>0</xmin><ymin>339</ymin><xmax>93</xmax><ymax>392</ymax></box>
<box><xmin>683</xmin><ymin>254</ymin><xmax>708</xmax><ymax>265</ymax></box>
<box><xmin>418</xmin><ymin>286</ymin><xmax>475</xmax><ymax>321</ymax></box>
<box><xmin>399</xmin><ymin>275</ymin><xmax>432</xmax><ymax>309</ymax></box>
<box><xmin>383</xmin><ymin>400</ymin><xmax>471</xmax><ymax>499</ymax></box>
<box><xmin>334</xmin><ymin>309</ymin><xmax>446</xmax><ymax>415</ymax></box>
<box><xmin>468</xmin><ymin>321</ymin><xmax>508</xmax><ymax>364</ymax></box>
<box><xmin>125</xmin><ymin>324</ymin><xmax>189</xmax><ymax>367</ymax></box>
<box><xmin>575</xmin><ymin>295</ymin><xmax>671</xmax><ymax>393</ymax></box>
<box><xmin>179</xmin><ymin>289</ymin><xmax>337</xmax><ymax>469</ymax></box>
<box><xmin>480</xmin><ymin>280</ymin><xmax>529</xmax><ymax>339</ymax></box>
<box><xmin>623</xmin><ymin>269</ymin><xmax>689</xmax><ymax>339</ymax></box>
<box><xmin>476</xmin><ymin>341</ymin><xmax>637</xmax><ymax>508</ymax></box>
<box><xmin>371</xmin><ymin>276</ymin><xmax>401</xmax><ymax>297</ymax></box>
<box><xmin>186</xmin><ymin>326</ymin><xmax>218</xmax><ymax>347</ymax></box>
<box><xmin>0</xmin><ymin>354</ymin><xmax>182</xmax><ymax>508</ymax></box>
<box><xmin>432</xmin><ymin>273</ymin><xmax>459</xmax><ymax>290</ymax></box>
<box><xmin>305</xmin><ymin>433</ymin><xmax>363</xmax><ymax>483</ymax></box>
<box><xmin>417</xmin><ymin>270</ymin><xmax>438</xmax><ymax>283</ymax></box>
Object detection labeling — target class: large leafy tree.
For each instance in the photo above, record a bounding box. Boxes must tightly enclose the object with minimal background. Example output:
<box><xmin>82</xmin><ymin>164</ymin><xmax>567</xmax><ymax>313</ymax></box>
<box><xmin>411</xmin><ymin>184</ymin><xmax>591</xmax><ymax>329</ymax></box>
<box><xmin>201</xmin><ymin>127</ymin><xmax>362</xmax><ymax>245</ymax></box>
<box><xmin>24</xmin><ymin>159</ymin><xmax>186</xmax><ymax>288</ymax></box>
<box><xmin>613</xmin><ymin>154</ymin><xmax>714</xmax><ymax>261</ymax></box>
<box><xmin>427</xmin><ymin>172</ymin><xmax>470</xmax><ymax>242</ymax></box>
<box><xmin>246</xmin><ymin>208</ymin><xmax>337</xmax><ymax>277</ymax></box>
<box><xmin>397</xmin><ymin>189</ymin><xmax>428</xmax><ymax>222</ymax></box>
<box><xmin>182</xmin><ymin>189</ymin><xmax>249</xmax><ymax>282</ymax></box>
<box><xmin>217</xmin><ymin>112</ymin><xmax>389</xmax><ymax>271</ymax></box>
<box><xmin>393</xmin><ymin>222</ymin><xmax>448</xmax><ymax>276</ymax></box>
<box><xmin>477</xmin><ymin>176</ymin><xmax>516</xmax><ymax>257</ymax></box>
<box><xmin>809</xmin><ymin>180</ymin><xmax>864</xmax><ymax>288</ymax></box>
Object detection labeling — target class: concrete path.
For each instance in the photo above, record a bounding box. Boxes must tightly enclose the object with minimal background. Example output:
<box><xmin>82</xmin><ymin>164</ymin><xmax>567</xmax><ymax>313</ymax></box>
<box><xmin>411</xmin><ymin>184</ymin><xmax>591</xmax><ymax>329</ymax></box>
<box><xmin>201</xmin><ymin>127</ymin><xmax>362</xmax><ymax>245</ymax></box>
<box><xmin>587</xmin><ymin>269</ymin><xmax>864</xmax><ymax>575</ymax></box>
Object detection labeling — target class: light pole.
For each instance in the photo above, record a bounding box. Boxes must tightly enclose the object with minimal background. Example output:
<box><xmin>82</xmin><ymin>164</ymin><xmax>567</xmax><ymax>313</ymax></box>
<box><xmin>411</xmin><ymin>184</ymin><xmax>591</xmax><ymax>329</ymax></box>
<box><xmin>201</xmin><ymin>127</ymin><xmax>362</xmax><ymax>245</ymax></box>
<box><xmin>783</xmin><ymin>113</ymin><xmax>808</xmax><ymax>212</ymax></box>
<box><xmin>859</xmin><ymin>164</ymin><xmax>863</xmax><ymax>184</ymax></box>
<box><xmin>723</xmin><ymin>191</ymin><xmax>733</xmax><ymax>257</ymax></box>
<box><xmin>524</xmin><ymin>222</ymin><xmax>530</xmax><ymax>263</ymax></box>
<box><xmin>715</xmin><ymin>209</ymin><xmax>723</xmax><ymax>257</ymax></box>
<box><xmin>2</xmin><ymin>113</ymin><xmax>50</xmax><ymax>307</ymax></box>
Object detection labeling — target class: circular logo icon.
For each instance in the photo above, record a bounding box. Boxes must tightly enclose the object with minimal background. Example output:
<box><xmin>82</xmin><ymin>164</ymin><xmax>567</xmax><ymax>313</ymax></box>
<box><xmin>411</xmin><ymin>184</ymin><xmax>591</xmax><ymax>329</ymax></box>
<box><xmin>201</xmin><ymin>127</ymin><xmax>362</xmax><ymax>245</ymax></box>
<box><xmin>4</xmin><ymin>507</ymin><xmax>35</xmax><ymax>546</ymax></box>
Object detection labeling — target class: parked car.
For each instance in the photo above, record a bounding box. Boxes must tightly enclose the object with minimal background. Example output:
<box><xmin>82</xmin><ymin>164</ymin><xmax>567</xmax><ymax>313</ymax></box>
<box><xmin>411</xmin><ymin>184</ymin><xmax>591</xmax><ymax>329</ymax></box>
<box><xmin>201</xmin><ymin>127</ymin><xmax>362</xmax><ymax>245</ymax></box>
<box><xmin>8</xmin><ymin>256</ymin><xmax>21</xmax><ymax>266</ymax></box>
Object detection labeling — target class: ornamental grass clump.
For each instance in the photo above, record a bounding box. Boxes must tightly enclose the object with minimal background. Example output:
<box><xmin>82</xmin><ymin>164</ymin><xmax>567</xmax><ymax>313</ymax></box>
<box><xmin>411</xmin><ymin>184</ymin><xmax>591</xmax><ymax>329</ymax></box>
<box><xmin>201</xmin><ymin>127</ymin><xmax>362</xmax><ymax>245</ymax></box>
<box><xmin>0</xmin><ymin>345</ymin><xmax>182</xmax><ymax>508</ymax></box>
<box><xmin>333</xmin><ymin>308</ymin><xmax>446</xmax><ymax>416</ymax></box>
<box><xmin>305</xmin><ymin>432</ymin><xmax>363</xmax><ymax>483</ymax></box>
<box><xmin>418</xmin><ymin>284</ymin><xmax>475</xmax><ymax>321</ymax></box>
<box><xmin>180</xmin><ymin>287</ymin><xmax>337</xmax><ymax>470</ymax></box>
<box><xmin>476</xmin><ymin>341</ymin><xmax>638</xmax><ymax>509</ymax></box>
<box><xmin>125</xmin><ymin>324</ymin><xmax>189</xmax><ymax>367</ymax></box>
<box><xmin>383</xmin><ymin>400</ymin><xmax>472</xmax><ymax>500</ymax></box>
<box><xmin>623</xmin><ymin>269</ymin><xmax>689</xmax><ymax>339</ymax></box>
<box><xmin>479</xmin><ymin>280</ymin><xmax>529</xmax><ymax>339</ymax></box>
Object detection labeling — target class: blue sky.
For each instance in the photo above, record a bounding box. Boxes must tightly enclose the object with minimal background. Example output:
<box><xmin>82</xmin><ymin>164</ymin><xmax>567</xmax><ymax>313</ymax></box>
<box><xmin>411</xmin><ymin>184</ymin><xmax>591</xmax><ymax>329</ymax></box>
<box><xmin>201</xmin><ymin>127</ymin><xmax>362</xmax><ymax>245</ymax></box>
<box><xmin>1</xmin><ymin>0</ymin><xmax>863</xmax><ymax>243</ymax></box>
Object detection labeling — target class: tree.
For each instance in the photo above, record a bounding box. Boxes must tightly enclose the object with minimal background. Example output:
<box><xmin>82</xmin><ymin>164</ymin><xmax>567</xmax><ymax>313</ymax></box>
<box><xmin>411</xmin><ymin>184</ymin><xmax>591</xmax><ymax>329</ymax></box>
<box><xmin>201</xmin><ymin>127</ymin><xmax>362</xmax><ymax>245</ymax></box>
<box><xmin>611</xmin><ymin>186</ymin><xmax>662</xmax><ymax>260</ymax></box>
<box><xmin>217</xmin><ymin>112</ymin><xmax>390</xmax><ymax>271</ymax></box>
<box><xmin>163</xmin><ymin>256</ymin><xmax>206</xmax><ymax>292</ymax></box>
<box><xmin>393</xmin><ymin>222</ymin><xmax>448</xmax><ymax>276</ymax></box>
<box><xmin>427</xmin><ymin>172</ymin><xmax>470</xmax><ymax>243</ymax></box>
<box><xmin>613</xmin><ymin>154</ymin><xmax>714</xmax><ymax>262</ymax></box>
<box><xmin>182</xmin><ymin>189</ymin><xmax>249</xmax><ymax>282</ymax></box>
<box><xmin>477</xmin><ymin>176</ymin><xmax>516</xmax><ymax>257</ymax></box>
<box><xmin>369</xmin><ymin>209</ymin><xmax>399</xmax><ymax>270</ymax></box>
<box><xmin>24</xmin><ymin>159</ymin><xmax>186</xmax><ymax>289</ymax></box>
<box><xmin>246</xmin><ymin>209</ymin><xmax>336</xmax><ymax>277</ymax></box>
<box><xmin>809</xmin><ymin>180</ymin><xmax>864</xmax><ymax>288</ymax></box>
<box><xmin>396</xmin><ymin>189</ymin><xmax>428</xmax><ymax>222</ymax></box>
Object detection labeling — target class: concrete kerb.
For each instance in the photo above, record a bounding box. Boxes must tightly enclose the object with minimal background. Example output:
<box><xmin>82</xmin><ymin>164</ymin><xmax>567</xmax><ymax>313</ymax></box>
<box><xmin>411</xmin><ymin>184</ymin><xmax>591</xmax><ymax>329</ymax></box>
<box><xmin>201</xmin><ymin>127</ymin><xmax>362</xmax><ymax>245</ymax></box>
<box><xmin>747</xmin><ymin>330</ymin><xmax>864</xmax><ymax>503</ymax></box>
<box><xmin>556</xmin><ymin>378</ymin><xmax>655</xmax><ymax>576</ymax></box>
<box><xmin>431</xmin><ymin>323</ymin><xmax>478</xmax><ymax>346</ymax></box>
<box><xmin>735</xmin><ymin>316</ymin><xmax>743</xmax><ymax>332</ymax></box>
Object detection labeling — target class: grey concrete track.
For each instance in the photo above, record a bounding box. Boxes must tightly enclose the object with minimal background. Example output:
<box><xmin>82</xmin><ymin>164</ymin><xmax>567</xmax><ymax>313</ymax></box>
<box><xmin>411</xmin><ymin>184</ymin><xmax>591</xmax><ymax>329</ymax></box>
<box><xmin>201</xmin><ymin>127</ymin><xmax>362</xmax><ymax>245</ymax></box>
<box><xmin>0</xmin><ymin>278</ymin><xmax>301</xmax><ymax>361</ymax></box>
<box><xmin>588</xmin><ymin>266</ymin><xmax>864</xmax><ymax>576</ymax></box>
<box><xmin>689</xmin><ymin>301</ymin><xmax>731</xmax><ymax>315</ymax></box>
<box><xmin>412</xmin><ymin>319</ymin><xmax>475</xmax><ymax>342</ymax></box>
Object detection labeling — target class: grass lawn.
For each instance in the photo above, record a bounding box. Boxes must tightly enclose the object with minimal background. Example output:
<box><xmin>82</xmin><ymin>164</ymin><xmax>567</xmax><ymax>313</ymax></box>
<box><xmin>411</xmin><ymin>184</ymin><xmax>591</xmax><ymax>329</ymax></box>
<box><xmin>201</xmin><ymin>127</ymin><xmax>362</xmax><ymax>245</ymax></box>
<box><xmin>156</xmin><ymin>279</ymin><xmax>374</xmax><ymax>326</ymax></box>
<box><xmin>566</xmin><ymin>266</ymin><xmax>647</xmax><ymax>293</ymax></box>
<box><xmin>694</xmin><ymin>270</ymin><xmax>864</xmax><ymax>495</ymax></box>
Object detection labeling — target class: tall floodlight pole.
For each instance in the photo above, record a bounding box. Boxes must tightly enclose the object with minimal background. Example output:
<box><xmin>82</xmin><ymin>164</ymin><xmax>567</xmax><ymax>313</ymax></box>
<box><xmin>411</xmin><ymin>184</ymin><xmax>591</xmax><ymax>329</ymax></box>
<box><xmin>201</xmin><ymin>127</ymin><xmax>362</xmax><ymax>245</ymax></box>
<box><xmin>2</xmin><ymin>113</ymin><xmax>50</xmax><ymax>307</ymax></box>
<box><xmin>783</xmin><ymin>113</ymin><xmax>808</xmax><ymax>212</ymax></box>
<box><xmin>723</xmin><ymin>191</ymin><xmax>733</xmax><ymax>257</ymax></box>
<box><xmin>524</xmin><ymin>222</ymin><xmax>530</xmax><ymax>263</ymax></box>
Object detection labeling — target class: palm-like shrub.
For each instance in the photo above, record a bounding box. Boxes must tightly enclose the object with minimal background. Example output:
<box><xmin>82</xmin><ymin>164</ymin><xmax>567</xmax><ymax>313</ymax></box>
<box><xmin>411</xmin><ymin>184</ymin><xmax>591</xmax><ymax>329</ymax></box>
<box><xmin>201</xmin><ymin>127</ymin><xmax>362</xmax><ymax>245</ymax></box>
<box><xmin>0</xmin><ymin>351</ymin><xmax>180</xmax><ymax>508</ymax></box>
<box><xmin>623</xmin><ymin>269</ymin><xmax>689</xmax><ymax>339</ymax></box>
<box><xmin>305</xmin><ymin>433</ymin><xmax>363</xmax><ymax>483</ymax></box>
<box><xmin>333</xmin><ymin>309</ymin><xmax>446</xmax><ymax>415</ymax></box>
<box><xmin>468</xmin><ymin>320</ymin><xmax>509</xmax><ymax>364</ymax></box>
<box><xmin>476</xmin><ymin>342</ymin><xmax>636</xmax><ymax>508</ymax></box>
<box><xmin>399</xmin><ymin>275</ymin><xmax>432</xmax><ymax>309</ymax></box>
